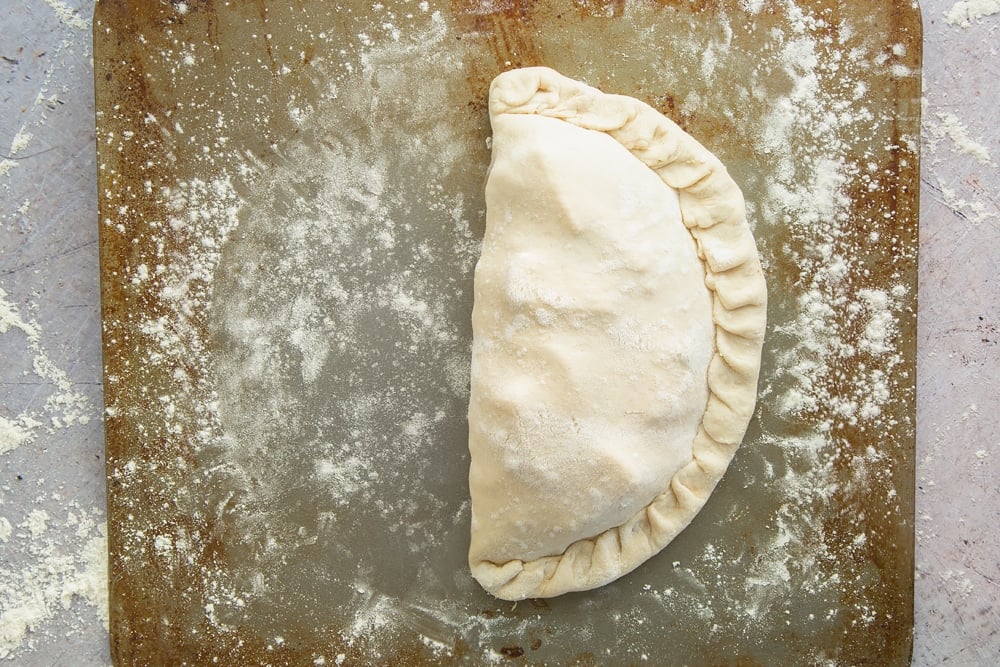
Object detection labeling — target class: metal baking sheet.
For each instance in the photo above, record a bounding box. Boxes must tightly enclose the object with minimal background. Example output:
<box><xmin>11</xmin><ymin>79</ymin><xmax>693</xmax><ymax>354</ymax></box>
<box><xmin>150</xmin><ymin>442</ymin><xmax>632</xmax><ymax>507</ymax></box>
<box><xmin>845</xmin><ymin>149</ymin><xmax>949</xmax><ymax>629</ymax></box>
<box><xmin>95</xmin><ymin>0</ymin><xmax>920</xmax><ymax>664</ymax></box>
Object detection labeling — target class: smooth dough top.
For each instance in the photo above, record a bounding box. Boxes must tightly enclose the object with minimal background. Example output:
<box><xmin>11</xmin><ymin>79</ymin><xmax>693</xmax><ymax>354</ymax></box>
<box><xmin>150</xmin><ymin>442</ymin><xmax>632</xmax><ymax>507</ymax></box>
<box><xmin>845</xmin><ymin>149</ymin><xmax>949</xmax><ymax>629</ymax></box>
<box><xmin>468</xmin><ymin>67</ymin><xmax>767</xmax><ymax>600</ymax></box>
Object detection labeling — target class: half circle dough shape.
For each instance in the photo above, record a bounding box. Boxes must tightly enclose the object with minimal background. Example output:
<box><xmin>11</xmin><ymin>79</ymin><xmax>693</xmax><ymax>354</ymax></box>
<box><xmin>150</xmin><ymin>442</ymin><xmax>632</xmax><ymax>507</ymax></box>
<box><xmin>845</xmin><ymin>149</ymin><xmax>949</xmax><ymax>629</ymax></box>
<box><xmin>468</xmin><ymin>67</ymin><xmax>767</xmax><ymax>600</ymax></box>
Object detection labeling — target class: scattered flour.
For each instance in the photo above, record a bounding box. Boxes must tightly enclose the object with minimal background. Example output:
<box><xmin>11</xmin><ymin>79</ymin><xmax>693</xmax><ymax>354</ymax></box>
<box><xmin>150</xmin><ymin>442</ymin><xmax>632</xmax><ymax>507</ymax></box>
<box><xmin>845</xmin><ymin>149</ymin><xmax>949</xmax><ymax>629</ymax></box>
<box><xmin>928</xmin><ymin>112</ymin><xmax>993</xmax><ymax>166</ymax></box>
<box><xmin>1</xmin><ymin>289</ymin><xmax>103</xmax><ymax>661</ymax></box>
<box><xmin>0</xmin><ymin>289</ymin><xmax>92</xmax><ymax>448</ymax></box>
<box><xmin>0</xmin><ymin>416</ymin><xmax>40</xmax><ymax>455</ymax></box>
<box><xmin>0</xmin><ymin>502</ymin><xmax>108</xmax><ymax>660</ymax></box>
<box><xmin>42</xmin><ymin>0</ymin><xmax>91</xmax><ymax>31</ymax></box>
<box><xmin>921</xmin><ymin>99</ymin><xmax>998</xmax><ymax>224</ymax></box>
<box><xmin>0</xmin><ymin>128</ymin><xmax>34</xmax><ymax>177</ymax></box>
<box><xmin>945</xmin><ymin>0</ymin><xmax>1000</xmax><ymax>26</ymax></box>
<box><xmin>8</xmin><ymin>129</ymin><xmax>33</xmax><ymax>156</ymax></box>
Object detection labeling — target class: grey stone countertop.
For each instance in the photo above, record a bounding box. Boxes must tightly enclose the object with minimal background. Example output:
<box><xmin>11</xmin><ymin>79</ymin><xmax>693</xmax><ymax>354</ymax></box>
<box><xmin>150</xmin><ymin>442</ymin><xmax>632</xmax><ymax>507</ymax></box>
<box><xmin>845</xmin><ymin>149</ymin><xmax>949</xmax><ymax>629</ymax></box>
<box><xmin>0</xmin><ymin>0</ymin><xmax>997</xmax><ymax>664</ymax></box>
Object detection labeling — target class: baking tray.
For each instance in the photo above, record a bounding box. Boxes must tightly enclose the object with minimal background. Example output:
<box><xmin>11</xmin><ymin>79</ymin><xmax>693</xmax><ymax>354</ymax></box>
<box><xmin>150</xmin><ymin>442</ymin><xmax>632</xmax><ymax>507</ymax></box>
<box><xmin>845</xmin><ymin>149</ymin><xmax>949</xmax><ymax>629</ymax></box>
<box><xmin>95</xmin><ymin>0</ymin><xmax>920</xmax><ymax>664</ymax></box>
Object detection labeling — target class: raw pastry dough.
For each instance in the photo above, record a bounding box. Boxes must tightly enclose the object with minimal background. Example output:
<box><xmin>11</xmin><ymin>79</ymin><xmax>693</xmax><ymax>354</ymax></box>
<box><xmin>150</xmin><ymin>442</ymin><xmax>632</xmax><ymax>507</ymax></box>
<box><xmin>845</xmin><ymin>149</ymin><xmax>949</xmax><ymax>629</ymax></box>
<box><xmin>468</xmin><ymin>67</ymin><xmax>766</xmax><ymax>600</ymax></box>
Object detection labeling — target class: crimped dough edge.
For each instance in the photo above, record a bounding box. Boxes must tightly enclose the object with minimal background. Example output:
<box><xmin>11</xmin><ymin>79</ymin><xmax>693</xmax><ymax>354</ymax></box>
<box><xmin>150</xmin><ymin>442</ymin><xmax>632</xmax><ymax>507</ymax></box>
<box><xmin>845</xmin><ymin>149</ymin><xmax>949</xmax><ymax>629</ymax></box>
<box><xmin>471</xmin><ymin>67</ymin><xmax>767</xmax><ymax>600</ymax></box>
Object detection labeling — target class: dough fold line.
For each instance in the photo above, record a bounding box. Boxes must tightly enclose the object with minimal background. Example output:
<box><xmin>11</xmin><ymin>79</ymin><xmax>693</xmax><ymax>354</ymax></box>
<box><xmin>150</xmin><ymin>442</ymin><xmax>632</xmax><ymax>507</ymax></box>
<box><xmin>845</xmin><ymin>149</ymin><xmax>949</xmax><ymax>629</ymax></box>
<box><xmin>474</xmin><ymin>67</ymin><xmax>767</xmax><ymax>600</ymax></box>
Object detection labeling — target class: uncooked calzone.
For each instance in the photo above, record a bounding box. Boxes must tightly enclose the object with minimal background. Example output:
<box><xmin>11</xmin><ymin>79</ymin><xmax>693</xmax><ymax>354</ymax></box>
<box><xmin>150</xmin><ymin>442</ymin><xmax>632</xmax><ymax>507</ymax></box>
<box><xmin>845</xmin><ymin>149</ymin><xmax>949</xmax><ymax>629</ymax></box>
<box><xmin>468</xmin><ymin>67</ymin><xmax>766</xmax><ymax>600</ymax></box>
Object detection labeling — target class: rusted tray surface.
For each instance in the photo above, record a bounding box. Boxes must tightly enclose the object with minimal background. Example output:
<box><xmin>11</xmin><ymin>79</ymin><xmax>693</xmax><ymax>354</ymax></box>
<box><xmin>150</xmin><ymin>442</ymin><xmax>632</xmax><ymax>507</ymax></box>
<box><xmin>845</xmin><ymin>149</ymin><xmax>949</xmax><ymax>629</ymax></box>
<box><xmin>95</xmin><ymin>0</ymin><xmax>920</xmax><ymax>664</ymax></box>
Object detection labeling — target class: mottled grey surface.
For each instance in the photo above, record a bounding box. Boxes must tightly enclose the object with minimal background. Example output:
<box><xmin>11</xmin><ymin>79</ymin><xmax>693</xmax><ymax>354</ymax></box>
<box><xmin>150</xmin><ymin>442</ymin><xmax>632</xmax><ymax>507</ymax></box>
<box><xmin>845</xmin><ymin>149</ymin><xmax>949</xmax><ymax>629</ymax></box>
<box><xmin>0</xmin><ymin>0</ymin><xmax>997</xmax><ymax>664</ymax></box>
<box><xmin>915</xmin><ymin>2</ymin><xmax>1000</xmax><ymax>665</ymax></box>
<box><xmin>1</xmin><ymin>1</ymin><xmax>107</xmax><ymax>665</ymax></box>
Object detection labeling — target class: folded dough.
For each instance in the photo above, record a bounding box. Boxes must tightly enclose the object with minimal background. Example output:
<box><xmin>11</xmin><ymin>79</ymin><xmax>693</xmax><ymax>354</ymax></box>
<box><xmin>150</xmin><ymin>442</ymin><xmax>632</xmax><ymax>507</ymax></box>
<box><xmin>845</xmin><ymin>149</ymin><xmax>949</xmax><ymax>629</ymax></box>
<box><xmin>468</xmin><ymin>67</ymin><xmax>766</xmax><ymax>600</ymax></box>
